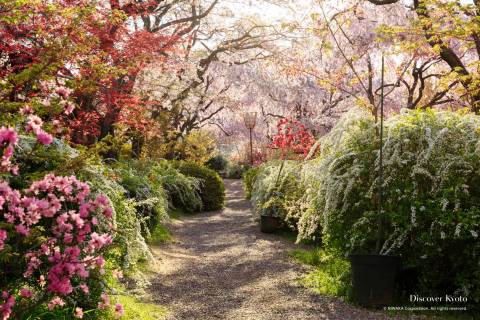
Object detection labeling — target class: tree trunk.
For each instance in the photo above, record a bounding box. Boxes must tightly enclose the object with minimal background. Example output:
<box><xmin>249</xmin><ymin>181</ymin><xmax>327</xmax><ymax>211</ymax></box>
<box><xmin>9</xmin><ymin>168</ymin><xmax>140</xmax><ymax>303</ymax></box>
<box><xmin>131</xmin><ymin>134</ymin><xmax>144</xmax><ymax>159</ymax></box>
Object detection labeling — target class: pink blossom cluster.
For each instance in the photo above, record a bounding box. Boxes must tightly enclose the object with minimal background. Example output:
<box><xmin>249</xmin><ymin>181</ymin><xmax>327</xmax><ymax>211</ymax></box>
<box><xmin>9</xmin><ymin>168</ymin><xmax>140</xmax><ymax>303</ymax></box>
<box><xmin>0</xmin><ymin>230</ymin><xmax>6</xmax><ymax>251</ymax></box>
<box><xmin>25</xmin><ymin>115</ymin><xmax>53</xmax><ymax>145</ymax></box>
<box><xmin>0</xmin><ymin>127</ymin><xmax>19</xmax><ymax>175</ymax></box>
<box><xmin>0</xmin><ymin>292</ymin><xmax>14</xmax><ymax>320</ymax></box>
<box><xmin>0</xmin><ymin>172</ymin><xmax>118</xmax><ymax>318</ymax></box>
<box><xmin>1</xmin><ymin>115</ymin><xmax>56</xmax><ymax>176</ymax></box>
<box><xmin>56</xmin><ymin>86</ymin><xmax>75</xmax><ymax>115</ymax></box>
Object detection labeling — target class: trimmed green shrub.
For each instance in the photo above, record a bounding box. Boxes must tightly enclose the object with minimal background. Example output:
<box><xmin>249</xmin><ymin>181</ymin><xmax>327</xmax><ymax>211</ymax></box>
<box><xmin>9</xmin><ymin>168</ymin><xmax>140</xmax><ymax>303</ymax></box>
<box><xmin>115</xmin><ymin>161</ymin><xmax>168</xmax><ymax>235</ymax></box>
<box><xmin>151</xmin><ymin>160</ymin><xmax>202</xmax><ymax>213</ymax></box>
<box><xmin>176</xmin><ymin>162</ymin><xmax>225</xmax><ymax>211</ymax></box>
<box><xmin>205</xmin><ymin>154</ymin><xmax>228</xmax><ymax>172</ymax></box>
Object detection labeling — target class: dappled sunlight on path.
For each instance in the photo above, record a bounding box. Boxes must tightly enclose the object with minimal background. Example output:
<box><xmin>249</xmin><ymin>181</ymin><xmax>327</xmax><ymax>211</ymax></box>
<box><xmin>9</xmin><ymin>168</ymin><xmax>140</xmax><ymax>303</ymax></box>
<box><xmin>149</xmin><ymin>180</ymin><xmax>395</xmax><ymax>320</ymax></box>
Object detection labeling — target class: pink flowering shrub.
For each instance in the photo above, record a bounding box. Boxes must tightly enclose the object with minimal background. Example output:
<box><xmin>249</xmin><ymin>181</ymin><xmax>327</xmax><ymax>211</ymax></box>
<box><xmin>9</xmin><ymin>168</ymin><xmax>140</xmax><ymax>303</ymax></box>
<box><xmin>0</xmin><ymin>127</ymin><xmax>19</xmax><ymax>175</ymax></box>
<box><xmin>0</xmin><ymin>127</ymin><xmax>122</xmax><ymax>319</ymax></box>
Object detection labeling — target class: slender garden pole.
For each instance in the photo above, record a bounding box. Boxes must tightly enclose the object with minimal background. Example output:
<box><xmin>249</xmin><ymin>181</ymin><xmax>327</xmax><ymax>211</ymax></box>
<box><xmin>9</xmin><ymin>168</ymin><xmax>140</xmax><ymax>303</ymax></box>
<box><xmin>243</xmin><ymin>112</ymin><xmax>257</xmax><ymax>167</ymax></box>
<box><xmin>250</xmin><ymin>127</ymin><xmax>253</xmax><ymax>166</ymax></box>
<box><xmin>376</xmin><ymin>54</ymin><xmax>385</xmax><ymax>254</ymax></box>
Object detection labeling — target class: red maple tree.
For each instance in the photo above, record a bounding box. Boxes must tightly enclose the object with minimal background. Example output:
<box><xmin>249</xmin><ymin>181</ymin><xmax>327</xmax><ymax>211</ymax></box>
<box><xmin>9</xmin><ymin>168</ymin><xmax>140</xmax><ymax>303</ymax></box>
<box><xmin>270</xmin><ymin>118</ymin><xmax>315</xmax><ymax>159</ymax></box>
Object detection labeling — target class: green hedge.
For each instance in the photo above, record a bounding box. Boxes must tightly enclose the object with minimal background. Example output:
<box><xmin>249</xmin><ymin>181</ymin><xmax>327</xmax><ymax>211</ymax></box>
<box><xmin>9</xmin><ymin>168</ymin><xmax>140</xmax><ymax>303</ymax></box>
<box><xmin>115</xmin><ymin>162</ymin><xmax>168</xmax><ymax>234</ymax></box>
<box><xmin>176</xmin><ymin>162</ymin><xmax>225</xmax><ymax>211</ymax></box>
<box><xmin>150</xmin><ymin>160</ymin><xmax>202</xmax><ymax>213</ymax></box>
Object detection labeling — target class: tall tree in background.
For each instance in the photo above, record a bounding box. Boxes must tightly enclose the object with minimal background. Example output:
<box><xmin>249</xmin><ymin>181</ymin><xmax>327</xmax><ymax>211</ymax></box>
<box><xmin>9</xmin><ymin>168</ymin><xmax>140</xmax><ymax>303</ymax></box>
<box><xmin>367</xmin><ymin>0</ymin><xmax>480</xmax><ymax>113</ymax></box>
<box><xmin>135</xmin><ymin>0</ymin><xmax>286</xmax><ymax>157</ymax></box>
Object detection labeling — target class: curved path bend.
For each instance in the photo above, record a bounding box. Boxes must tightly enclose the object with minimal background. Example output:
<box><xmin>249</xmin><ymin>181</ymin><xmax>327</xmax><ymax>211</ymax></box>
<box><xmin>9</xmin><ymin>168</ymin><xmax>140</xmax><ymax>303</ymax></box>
<box><xmin>149</xmin><ymin>179</ymin><xmax>395</xmax><ymax>320</ymax></box>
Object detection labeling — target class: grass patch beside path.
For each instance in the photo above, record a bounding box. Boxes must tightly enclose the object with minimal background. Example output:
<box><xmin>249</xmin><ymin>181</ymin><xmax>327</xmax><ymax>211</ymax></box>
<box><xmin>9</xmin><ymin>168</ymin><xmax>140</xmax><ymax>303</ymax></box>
<box><xmin>148</xmin><ymin>224</ymin><xmax>172</xmax><ymax>245</ymax></box>
<box><xmin>148</xmin><ymin>209</ymin><xmax>191</xmax><ymax>245</ymax></box>
<box><xmin>168</xmin><ymin>208</ymin><xmax>184</xmax><ymax>220</ymax></box>
<box><xmin>110</xmin><ymin>295</ymin><xmax>168</xmax><ymax>320</ymax></box>
<box><xmin>291</xmin><ymin>248</ymin><xmax>351</xmax><ymax>300</ymax></box>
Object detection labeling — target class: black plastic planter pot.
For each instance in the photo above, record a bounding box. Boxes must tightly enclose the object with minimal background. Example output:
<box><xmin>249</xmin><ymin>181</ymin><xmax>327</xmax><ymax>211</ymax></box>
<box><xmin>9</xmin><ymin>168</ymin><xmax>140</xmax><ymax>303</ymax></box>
<box><xmin>349</xmin><ymin>254</ymin><xmax>401</xmax><ymax>307</ymax></box>
<box><xmin>260</xmin><ymin>215</ymin><xmax>282</xmax><ymax>233</ymax></box>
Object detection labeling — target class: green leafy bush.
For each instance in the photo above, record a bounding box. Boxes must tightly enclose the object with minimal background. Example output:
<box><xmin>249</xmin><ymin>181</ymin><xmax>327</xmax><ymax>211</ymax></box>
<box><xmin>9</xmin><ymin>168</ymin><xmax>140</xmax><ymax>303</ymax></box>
<box><xmin>150</xmin><ymin>160</ymin><xmax>202</xmax><ymax>213</ymax></box>
<box><xmin>176</xmin><ymin>162</ymin><xmax>225</xmax><ymax>211</ymax></box>
<box><xmin>249</xmin><ymin>160</ymin><xmax>302</xmax><ymax>222</ymax></box>
<box><xmin>243</xmin><ymin>166</ymin><xmax>260</xmax><ymax>199</ymax></box>
<box><xmin>205</xmin><ymin>154</ymin><xmax>228</xmax><ymax>172</ymax></box>
<box><xmin>251</xmin><ymin>109</ymin><xmax>480</xmax><ymax>309</ymax></box>
<box><xmin>225</xmin><ymin>162</ymin><xmax>249</xmax><ymax>179</ymax></box>
<box><xmin>115</xmin><ymin>161</ymin><xmax>168</xmax><ymax>235</ymax></box>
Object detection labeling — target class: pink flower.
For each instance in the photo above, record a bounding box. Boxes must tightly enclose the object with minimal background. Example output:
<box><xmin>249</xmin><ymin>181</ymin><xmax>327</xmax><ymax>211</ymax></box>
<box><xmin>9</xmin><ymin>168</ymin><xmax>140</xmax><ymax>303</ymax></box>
<box><xmin>0</xmin><ymin>127</ymin><xmax>18</xmax><ymax>174</ymax></box>
<box><xmin>0</xmin><ymin>230</ymin><xmax>7</xmax><ymax>251</ymax></box>
<box><xmin>20</xmin><ymin>105</ymin><xmax>33</xmax><ymax>115</ymax></box>
<box><xmin>95</xmin><ymin>194</ymin><xmax>109</xmax><ymax>207</ymax></box>
<box><xmin>115</xmin><ymin>303</ymin><xmax>124</xmax><ymax>318</ymax></box>
<box><xmin>79</xmin><ymin>284</ymin><xmax>89</xmax><ymax>294</ymax></box>
<box><xmin>103</xmin><ymin>207</ymin><xmax>113</xmax><ymax>218</ymax></box>
<box><xmin>112</xmin><ymin>269</ymin><xmax>123</xmax><ymax>279</ymax></box>
<box><xmin>15</xmin><ymin>225</ymin><xmax>29</xmax><ymax>236</ymax></box>
<box><xmin>47</xmin><ymin>297</ymin><xmax>65</xmax><ymax>310</ymax></box>
<box><xmin>19</xmin><ymin>288</ymin><xmax>32</xmax><ymax>299</ymax></box>
<box><xmin>0</xmin><ymin>292</ymin><xmax>15</xmax><ymax>320</ymax></box>
<box><xmin>64</xmin><ymin>102</ymin><xmax>75</xmax><ymax>115</ymax></box>
<box><xmin>55</xmin><ymin>87</ymin><xmax>71</xmax><ymax>100</ymax></box>
<box><xmin>25</xmin><ymin>115</ymin><xmax>43</xmax><ymax>133</ymax></box>
<box><xmin>52</xmin><ymin>120</ymin><xmax>62</xmax><ymax>133</ymax></box>
<box><xmin>39</xmin><ymin>275</ymin><xmax>46</xmax><ymax>288</ymax></box>
<box><xmin>74</xmin><ymin>307</ymin><xmax>83</xmax><ymax>319</ymax></box>
<box><xmin>0</xmin><ymin>127</ymin><xmax>18</xmax><ymax>147</ymax></box>
<box><xmin>87</xmin><ymin>233</ymin><xmax>112</xmax><ymax>253</ymax></box>
<box><xmin>98</xmin><ymin>292</ymin><xmax>110</xmax><ymax>310</ymax></box>
<box><xmin>35</xmin><ymin>130</ymin><xmax>53</xmax><ymax>145</ymax></box>
<box><xmin>95</xmin><ymin>256</ymin><xmax>105</xmax><ymax>268</ymax></box>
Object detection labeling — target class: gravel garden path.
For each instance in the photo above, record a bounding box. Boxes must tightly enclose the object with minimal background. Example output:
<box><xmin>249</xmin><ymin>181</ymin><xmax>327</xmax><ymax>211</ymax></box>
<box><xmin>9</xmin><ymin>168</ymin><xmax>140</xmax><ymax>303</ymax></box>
<box><xmin>149</xmin><ymin>179</ymin><xmax>397</xmax><ymax>320</ymax></box>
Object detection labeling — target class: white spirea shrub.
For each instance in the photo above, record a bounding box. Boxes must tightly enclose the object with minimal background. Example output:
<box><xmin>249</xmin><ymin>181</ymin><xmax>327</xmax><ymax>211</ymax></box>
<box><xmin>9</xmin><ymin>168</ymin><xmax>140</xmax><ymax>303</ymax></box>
<box><xmin>250</xmin><ymin>160</ymin><xmax>302</xmax><ymax>220</ymax></box>
<box><xmin>250</xmin><ymin>108</ymin><xmax>480</xmax><ymax>305</ymax></box>
<box><xmin>304</xmin><ymin>108</ymin><xmax>480</xmax><ymax>304</ymax></box>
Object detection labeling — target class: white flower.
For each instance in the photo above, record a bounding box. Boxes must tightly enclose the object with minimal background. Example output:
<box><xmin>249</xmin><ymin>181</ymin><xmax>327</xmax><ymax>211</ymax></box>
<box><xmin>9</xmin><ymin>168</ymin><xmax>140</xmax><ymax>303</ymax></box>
<box><xmin>420</xmin><ymin>255</ymin><xmax>427</xmax><ymax>259</ymax></box>
<box><xmin>454</xmin><ymin>202</ymin><xmax>460</xmax><ymax>212</ymax></box>
<box><xmin>440</xmin><ymin>231</ymin><xmax>446</xmax><ymax>239</ymax></box>
<box><xmin>470</xmin><ymin>230</ymin><xmax>478</xmax><ymax>239</ymax></box>
<box><xmin>440</xmin><ymin>198</ymin><xmax>449</xmax><ymax>212</ymax></box>
<box><xmin>419</xmin><ymin>206</ymin><xmax>426</xmax><ymax>212</ymax></box>
<box><xmin>454</xmin><ymin>224</ymin><xmax>462</xmax><ymax>238</ymax></box>
<box><xmin>410</xmin><ymin>206</ymin><xmax>417</xmax><ymax>226</ymax></box>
